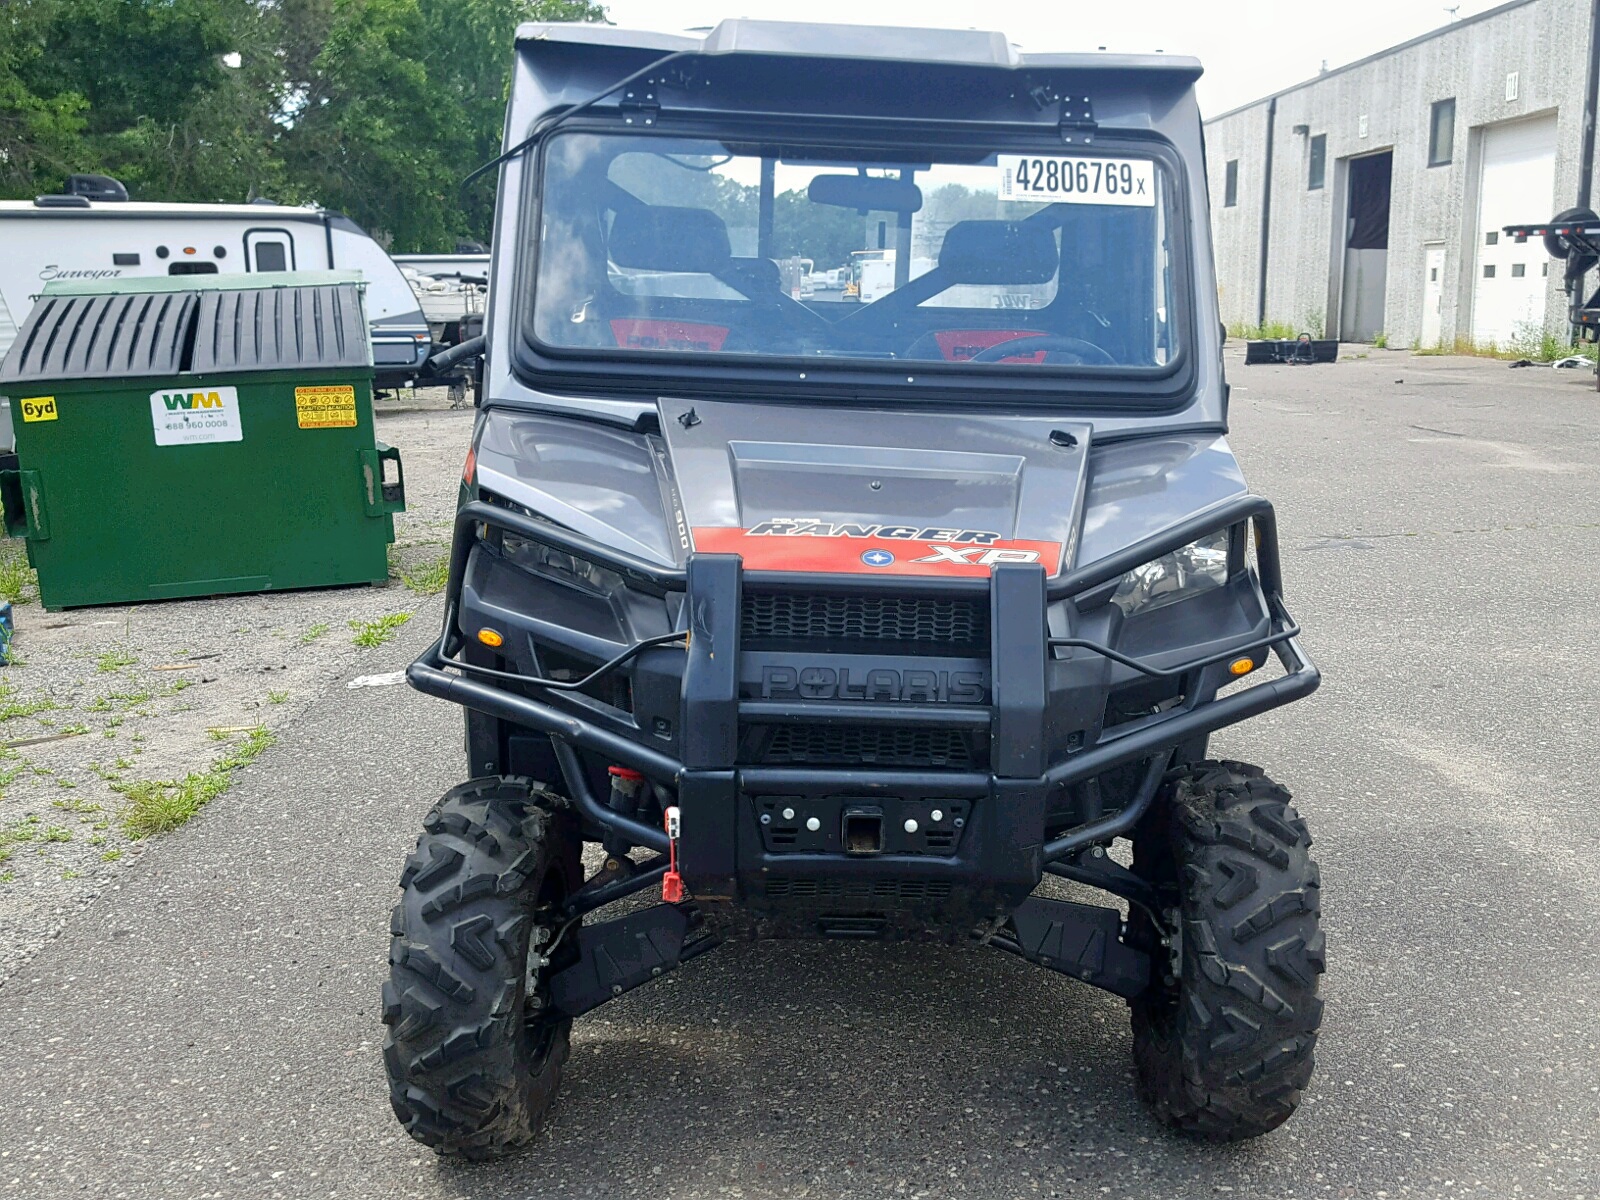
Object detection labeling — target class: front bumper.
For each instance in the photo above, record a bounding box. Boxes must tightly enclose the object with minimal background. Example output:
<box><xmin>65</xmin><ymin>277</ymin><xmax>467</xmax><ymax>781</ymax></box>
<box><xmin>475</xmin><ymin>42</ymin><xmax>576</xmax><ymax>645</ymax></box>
<box><xmin>410</xmin><ymin>493</ymin><xmax>1318</xmax><ymax>928</ymax></box>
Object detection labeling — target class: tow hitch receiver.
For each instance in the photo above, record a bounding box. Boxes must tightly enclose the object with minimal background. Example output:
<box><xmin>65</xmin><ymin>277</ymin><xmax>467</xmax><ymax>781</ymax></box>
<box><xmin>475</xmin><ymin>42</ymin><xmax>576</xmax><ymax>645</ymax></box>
<box><xmin>1001</xmin><ymin>895</ymin><xmax>1152</xmax><ymax>999</ymax></box>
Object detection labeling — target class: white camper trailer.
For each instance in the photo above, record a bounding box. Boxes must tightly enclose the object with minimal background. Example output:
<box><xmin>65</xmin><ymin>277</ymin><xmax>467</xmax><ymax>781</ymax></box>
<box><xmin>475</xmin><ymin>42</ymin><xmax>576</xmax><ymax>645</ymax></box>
<box><xmin>0</xmin><ymin>197</ymin><xmax>433</xmax><ymax>388</ymax></box>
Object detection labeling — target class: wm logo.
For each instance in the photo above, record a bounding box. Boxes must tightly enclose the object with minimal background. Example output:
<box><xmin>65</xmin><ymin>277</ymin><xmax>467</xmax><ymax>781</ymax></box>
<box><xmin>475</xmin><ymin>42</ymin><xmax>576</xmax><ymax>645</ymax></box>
<box><xmin>161</xmin><ymin>392</ymin><xmax>225</xmax><ymax>411</ymax></box>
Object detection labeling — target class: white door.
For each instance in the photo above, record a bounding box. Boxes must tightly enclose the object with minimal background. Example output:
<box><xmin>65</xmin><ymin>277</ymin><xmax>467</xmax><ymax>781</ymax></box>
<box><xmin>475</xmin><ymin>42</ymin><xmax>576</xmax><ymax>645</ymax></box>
<box><xmin>1471</xmin><ymin>115</ymin><xmax>1556</xmax><ymax>347</ymax></box>
<box><xmin>1421</xmin><ymin>242</ymin><xmax>1445</xmax><ymax>347</ymax></box>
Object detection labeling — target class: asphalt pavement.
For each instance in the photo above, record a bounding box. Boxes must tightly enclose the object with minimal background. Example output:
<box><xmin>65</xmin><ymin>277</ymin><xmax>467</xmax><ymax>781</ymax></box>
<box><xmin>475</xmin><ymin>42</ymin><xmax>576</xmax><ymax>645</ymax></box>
<box><xmin>1</xmin><ymin>349</ymin><xmax>1596</xmax><ymax>1199</ymax></box>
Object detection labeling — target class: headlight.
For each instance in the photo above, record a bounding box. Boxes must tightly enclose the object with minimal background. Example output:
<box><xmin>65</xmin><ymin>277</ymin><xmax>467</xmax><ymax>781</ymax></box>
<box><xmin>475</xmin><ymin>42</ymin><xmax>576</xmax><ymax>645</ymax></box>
<box><xmin>500</xmin><ymin>532</ymin><xmax>626</xmax><ymax>596</ymax></box>
<box><xmin>1110</xmin><ymin>530</ymin><xmax>1230</xmax><ymax>617</ymax></box>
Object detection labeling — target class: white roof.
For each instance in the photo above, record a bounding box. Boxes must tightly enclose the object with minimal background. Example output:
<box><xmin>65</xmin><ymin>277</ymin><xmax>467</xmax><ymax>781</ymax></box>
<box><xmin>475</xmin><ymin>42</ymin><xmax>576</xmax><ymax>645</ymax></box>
<box><xmin>0</xmin><ymin>200</ymin><xmax>329</xmax><ymax>221</ymax></box>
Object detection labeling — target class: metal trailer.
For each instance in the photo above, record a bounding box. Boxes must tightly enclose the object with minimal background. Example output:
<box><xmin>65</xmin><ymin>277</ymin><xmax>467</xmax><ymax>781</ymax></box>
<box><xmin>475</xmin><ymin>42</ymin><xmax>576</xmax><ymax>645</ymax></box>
<box><xmin>1505</xmin><ymin>212</ymin><xmax>1600</xmax><ymax>386</ymax></box>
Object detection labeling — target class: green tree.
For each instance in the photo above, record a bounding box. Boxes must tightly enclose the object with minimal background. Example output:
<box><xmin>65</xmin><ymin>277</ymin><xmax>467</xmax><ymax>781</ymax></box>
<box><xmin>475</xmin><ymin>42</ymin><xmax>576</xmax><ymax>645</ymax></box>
<box><xmin>279</xmin><ymin>0</ymin><xmax>605</xmax><ymax>250</ymax></box>
<box><xmin>0</xmin><ymin>0</ymin><xmax>88</xmax><ymax>198</ymax></box>
<box><xmin>0</xmin><ymin>0</ymin><xmax>606</xmax><ymax>245</ymax></box>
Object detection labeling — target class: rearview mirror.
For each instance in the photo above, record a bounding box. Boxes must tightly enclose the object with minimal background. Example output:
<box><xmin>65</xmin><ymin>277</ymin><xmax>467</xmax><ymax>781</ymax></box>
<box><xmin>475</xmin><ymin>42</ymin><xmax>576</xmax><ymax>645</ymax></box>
<box><xmin>808</xmin><ymin>174</ymin><xmax>923</xmax><ymax>215</ymax></box>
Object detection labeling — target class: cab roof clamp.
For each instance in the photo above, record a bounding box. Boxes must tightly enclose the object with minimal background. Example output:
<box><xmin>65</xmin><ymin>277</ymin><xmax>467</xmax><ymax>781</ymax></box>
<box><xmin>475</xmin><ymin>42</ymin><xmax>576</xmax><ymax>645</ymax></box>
<box><xmin>619</xmin><ymin>83</ymin><xmax>660</xmax><ymax>127</ymax></box>
<box><xmin>1058</xmin><ymin>95</ymin><xmax>1096</xmax><ymax>145</ymax></box>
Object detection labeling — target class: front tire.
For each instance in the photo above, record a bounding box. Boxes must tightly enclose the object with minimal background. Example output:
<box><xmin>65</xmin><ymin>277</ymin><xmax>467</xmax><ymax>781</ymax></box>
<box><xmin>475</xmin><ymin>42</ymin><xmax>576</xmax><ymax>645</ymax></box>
<box><xmin>382</xmin><ymin>777</ymin><xmax>581</xmax><ymax>1158</ymax></box>
<box><xmin>1129</xmin><ymin>761</ymin><xmax>1325</xmax><ymax>1141</ymax></box>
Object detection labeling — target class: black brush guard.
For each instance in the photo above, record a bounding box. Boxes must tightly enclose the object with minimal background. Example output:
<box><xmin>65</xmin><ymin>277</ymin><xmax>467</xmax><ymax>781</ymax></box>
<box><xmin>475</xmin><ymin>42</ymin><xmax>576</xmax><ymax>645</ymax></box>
<box><xmin>410</xmin><ymin>494</ymin><xmax>1319</xmax><ymax>905</ymax></box>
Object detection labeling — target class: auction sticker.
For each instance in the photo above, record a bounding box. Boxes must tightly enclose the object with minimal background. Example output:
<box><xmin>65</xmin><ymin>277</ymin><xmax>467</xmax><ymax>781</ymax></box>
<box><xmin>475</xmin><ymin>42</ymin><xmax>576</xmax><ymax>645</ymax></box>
<box><xmin>295</xmin><ymin>385</ymin><xmax>358</xmax><ymax>429</ymax></box>
<box><xmin>997</xmin><ymin>155</ymin><xmax>1155</xmax><ymax>206</ymax></box>
<box><xmin>149</xmin><ymin>385</ymin><xmax>242</xmax><ymax>446</ymax></box>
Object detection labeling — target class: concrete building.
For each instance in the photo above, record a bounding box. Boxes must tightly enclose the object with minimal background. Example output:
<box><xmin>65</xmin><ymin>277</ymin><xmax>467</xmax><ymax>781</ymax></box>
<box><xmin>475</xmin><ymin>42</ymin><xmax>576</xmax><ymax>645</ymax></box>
<box><xmin>1205</xmin><ymin>0</ymin><xmax>1600</xmax><ymax>348</ymax></box>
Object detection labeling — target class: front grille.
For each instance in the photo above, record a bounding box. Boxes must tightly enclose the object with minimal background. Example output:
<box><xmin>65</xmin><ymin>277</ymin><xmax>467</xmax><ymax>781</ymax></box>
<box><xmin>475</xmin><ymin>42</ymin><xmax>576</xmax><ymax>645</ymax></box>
<box><xmin>757</xmin><ymin>724</ymin><xmax>974</xmax><ymax>768</ymax></box>
<box><xmin>741</xmin><ymin>591</ymin><xmax>987</xmax><ymax>651</ymax></box>
<box><xmin>765</xmin><ymin>878</ymin><xmax>953</xmax><ymax>902</ymax></box>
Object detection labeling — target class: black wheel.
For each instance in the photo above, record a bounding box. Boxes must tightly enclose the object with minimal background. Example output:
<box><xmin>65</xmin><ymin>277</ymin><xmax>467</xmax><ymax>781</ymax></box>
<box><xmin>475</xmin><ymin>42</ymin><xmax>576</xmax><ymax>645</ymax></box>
<box><xmin>382</xmin><ymin>777</ymin><xmax>583</xmax><ymax>1158</ymax></box>
<box><xmin>1544</xmin><ymin>207</ymin><xmax>1599</xmax><ymax>262</ymax></box>
<box><xmin>1129</xmin><ymin>760</ymin><xmax>1325</xmax><ymax>1141</ymax></box>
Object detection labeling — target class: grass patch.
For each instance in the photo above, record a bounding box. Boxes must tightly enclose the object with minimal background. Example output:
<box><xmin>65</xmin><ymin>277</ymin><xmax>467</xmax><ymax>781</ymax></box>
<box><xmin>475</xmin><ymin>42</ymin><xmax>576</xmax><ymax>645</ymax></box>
<box><xmin>0</xmin><ymin>546</ymin><xmax>37</xmax><ymax>604</ymax></box>
<box><xmin>86</xmin><ymin>691</ymin><xmax>151</xmax><ymax>714</ymax></box>
<box><xmin>100</xmin><ymin>848</ymin><xmax>121</xmax><ymax>862</ymax></box>
<box><xmin>40</xmin><ymin>825</ymin><xmax>71</xmax><ymax>843</ymax></box>
<box><xmin>1371</xmin><ymin>331</ymin><xmax>1389</xmax><ymax>350</ymax></box>
<box><xmin>400</xmin><ymin>553</ymin><xmax>451</xmax><ymax>596</ymax></box>
<box><xmin>95</xmin><ymin>648</ymin><xmax>136</xmax><ymax>673</ymax></box>
<box><xmin>350</xmin><ymin>612</ymin><xmax>412</xmax><ymax>648</ymax></box>
<box><xmin>120</xmin><ymin>726</ymin><xmax>275</xmax><ymax>838</ymax></box>
<box><xmin>0</xmin><ymin>817</ymin><xmax>41</xmax><ymax>848</ymax></box>
<box><xmin>267</xmin><ymin>689</ymin><xmax>288</xmax><ymax>704</ymax></box>
<box><xmin>300</xmin><ymin>623</ymin><xmax>330</xmax><ymax>645</ymax></box>
<box><xmin>1226</xmin><ymin>319</ymin><xmax>1307</xmax><ymax>341</ymax></box>
<box><xmin>0</xmin><ymin>755</ymin><xmax>26</xmax><ymax>793</ymax></box>
<box><xmin>1412</xmin><ymin>326</ymin><xmax>1599</xmax><ymax>362</ymax></box>
<box><xmin>0</xmin><ymin>680</ymin><xmax>55</xmax><ymax>722</ymax></box>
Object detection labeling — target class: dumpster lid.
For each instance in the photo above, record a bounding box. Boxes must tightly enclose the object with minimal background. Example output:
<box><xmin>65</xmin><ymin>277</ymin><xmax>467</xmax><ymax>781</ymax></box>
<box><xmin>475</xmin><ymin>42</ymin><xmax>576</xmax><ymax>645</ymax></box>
<box><xmin>34</xmin><ymin>269</ymin><xmax>365</xmax><ymax>298</ymax></box>
<box><xmin>0</xmin><ymin>272</ymin><xmax>371</xmax><ymax>383</ymax></box>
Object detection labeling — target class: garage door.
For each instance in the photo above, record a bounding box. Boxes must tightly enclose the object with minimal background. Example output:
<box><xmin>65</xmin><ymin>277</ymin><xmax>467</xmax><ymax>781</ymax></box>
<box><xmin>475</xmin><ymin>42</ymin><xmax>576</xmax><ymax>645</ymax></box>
<box><xmin>1472</xmin><ymin>115</ymin><xmax>1556</xmax><ymax>347</ymax></box>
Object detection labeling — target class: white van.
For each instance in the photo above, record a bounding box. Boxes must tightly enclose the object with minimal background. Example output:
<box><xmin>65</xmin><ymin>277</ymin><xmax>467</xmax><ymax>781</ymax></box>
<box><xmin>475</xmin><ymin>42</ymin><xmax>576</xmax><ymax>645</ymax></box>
<box><xmin>0</xmin><ymin>197</ymin><xmax>432</xmax><ymax>388</ymax></box>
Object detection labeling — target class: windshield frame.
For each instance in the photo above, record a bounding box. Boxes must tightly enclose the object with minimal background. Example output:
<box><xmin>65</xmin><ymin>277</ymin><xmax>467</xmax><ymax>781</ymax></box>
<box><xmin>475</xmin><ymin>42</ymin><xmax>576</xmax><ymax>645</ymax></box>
<box><xmin>511</xmin><ymin>116</ymin><xmax>1199</xmax><ymax>409</ymax></box>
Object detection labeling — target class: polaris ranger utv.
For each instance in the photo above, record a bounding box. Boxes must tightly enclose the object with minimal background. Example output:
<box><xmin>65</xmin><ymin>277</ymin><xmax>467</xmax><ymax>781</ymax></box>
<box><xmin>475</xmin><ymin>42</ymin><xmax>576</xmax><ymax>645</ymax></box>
<box><xmin>384</xmin><ymin>19</ymin><xmax>1324</xmax><ymax>1156</ymax></box>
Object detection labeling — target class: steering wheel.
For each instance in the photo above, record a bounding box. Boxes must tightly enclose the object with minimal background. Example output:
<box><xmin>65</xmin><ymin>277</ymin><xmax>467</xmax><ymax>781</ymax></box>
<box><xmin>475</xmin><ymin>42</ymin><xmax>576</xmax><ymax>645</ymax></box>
<box><xmin>967</xmin><ymin>334</ymin><xmax>1116</xmax><ymax>365</ymax></box>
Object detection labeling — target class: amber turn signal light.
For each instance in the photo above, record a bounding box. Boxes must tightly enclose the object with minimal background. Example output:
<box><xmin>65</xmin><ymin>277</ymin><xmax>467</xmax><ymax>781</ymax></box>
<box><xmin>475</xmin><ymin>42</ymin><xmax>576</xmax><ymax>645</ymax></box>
<box><xmin>477</xmin><ymin>628</ymin><xmax>505</xmax><ymax>648</ymax></box>
<box><xmin>1228</xmin><ymin>657</ymin><xmax>1254</xmax><ymax>676</ymax></box>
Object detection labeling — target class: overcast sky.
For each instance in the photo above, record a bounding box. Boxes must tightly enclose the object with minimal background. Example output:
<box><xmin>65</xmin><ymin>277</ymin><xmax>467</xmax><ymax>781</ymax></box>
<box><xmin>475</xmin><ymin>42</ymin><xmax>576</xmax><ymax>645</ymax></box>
<box><xmin>601</xmin><ymin>0</ymin><xmax>1508</xmax><ymax>117</ymax></box>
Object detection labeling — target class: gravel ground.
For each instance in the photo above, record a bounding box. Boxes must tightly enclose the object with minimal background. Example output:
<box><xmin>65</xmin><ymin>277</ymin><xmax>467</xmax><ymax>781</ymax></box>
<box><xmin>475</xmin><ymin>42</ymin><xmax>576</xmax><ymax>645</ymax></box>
<box><xmin>0</xmin><ymin>388</ymin><xmax>474</xmax><ymax>984</ymax></box>
<box><xmin>0</xmin><ymin>351</ymin><xmax>1596</xmax><ymax>1198</ymax></box>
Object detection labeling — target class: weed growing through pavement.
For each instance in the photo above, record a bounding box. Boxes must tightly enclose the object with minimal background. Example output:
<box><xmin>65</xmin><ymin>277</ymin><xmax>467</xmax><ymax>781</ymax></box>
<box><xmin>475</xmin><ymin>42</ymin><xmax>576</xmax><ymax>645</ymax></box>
<box><xmin>401</xmin><ymin>553</ymin><xmax>451</xmax><ymax>596</ymax></box>
<box><xmin>350</xmin><ymin>613</ymin><xmax>412</xmax><ymax>648</ymax></box>
<box><xmin>95</xmin><ymin>648</ymin><xmax>136</xmax><ymax>672</ymax></box>
<box><xmin>0</xmin><ymin>816</ymin><xmax>40</xmax><ymax>846</ymax></box>
<box><xmin>267</xmin><ymin>690</ymin><xmax>288</xmax><ymax>704</ymax></box>
<box><xmin>300</xmin><ymin>623</ymin><xmax>330</xmax><ymax>644</ymax></box>
<box><xmin>100</xmin><ymin>849</ymin><xmax>121</xmax><ymax>862</ymax></box>
<box><xmin>0</xmin><ymin>679</ymin><xmax>54</xmax><ymax>721</ymax></box>
<box><xmin>0</xmin><ymin>751</ymin><xmax>26</xmax><ymax>793</ymax></box>
<box><xmin>40</xmin><ymin>825</ymin><xmax>71</xmax><ymax>843</ymax></box>
<box><xmin>87</xmin><ymin>691</ymin><xmax>153</xmax><ymax>713</ymax></box>
<box><xmin>119</xmin><ymin>726</ymin><xmax>276</xmax><ymax>838</ymax></box>
<box><xmin>0</xmin><ymin>546</ymin><xmax>37</xmax><ymax>604</ymax></box>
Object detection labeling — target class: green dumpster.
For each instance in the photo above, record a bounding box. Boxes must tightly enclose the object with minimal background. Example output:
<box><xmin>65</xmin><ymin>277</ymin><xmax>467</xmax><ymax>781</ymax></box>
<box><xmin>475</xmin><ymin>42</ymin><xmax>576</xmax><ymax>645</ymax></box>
<box><xmin>0</xmin><ymin>271</ymin><xmax>404</xmax><ymax>610</ymax></box>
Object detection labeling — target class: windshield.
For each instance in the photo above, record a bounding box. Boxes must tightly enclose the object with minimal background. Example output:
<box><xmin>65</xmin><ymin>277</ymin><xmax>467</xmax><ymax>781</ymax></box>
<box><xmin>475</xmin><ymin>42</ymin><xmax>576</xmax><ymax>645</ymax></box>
<box><xmin>530</xmin><ymin>132</ymin><xmax>1177</xmax><ymax>371</ymax></box>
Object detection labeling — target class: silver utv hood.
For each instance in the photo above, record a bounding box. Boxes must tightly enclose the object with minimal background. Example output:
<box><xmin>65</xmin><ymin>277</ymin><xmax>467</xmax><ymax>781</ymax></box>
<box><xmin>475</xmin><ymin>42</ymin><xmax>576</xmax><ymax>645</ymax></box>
<box><xmin>471</xmin><ymin>398</ymin><xmax>1248</xmax><ymax>577</ymax></box>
